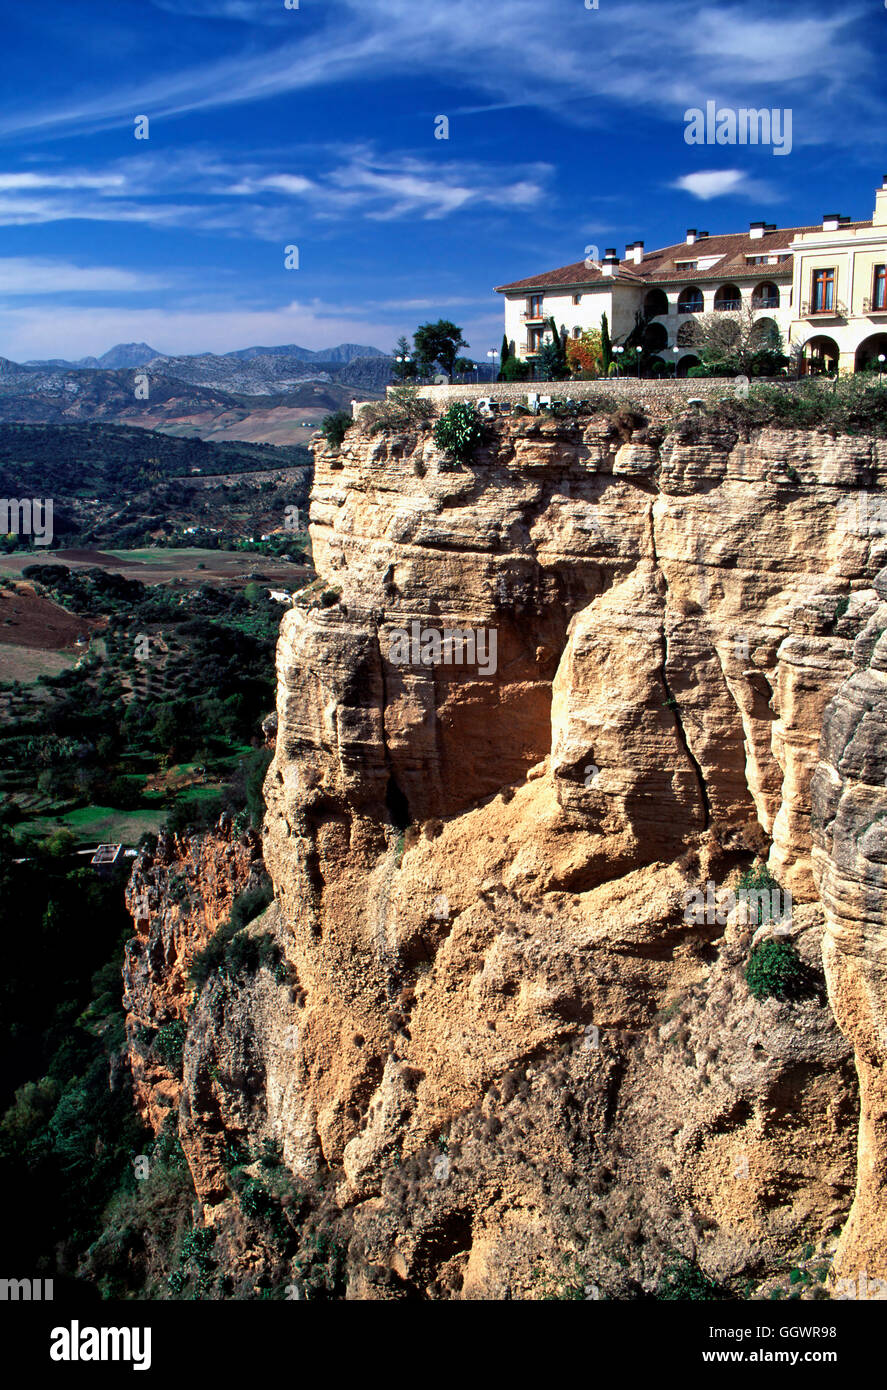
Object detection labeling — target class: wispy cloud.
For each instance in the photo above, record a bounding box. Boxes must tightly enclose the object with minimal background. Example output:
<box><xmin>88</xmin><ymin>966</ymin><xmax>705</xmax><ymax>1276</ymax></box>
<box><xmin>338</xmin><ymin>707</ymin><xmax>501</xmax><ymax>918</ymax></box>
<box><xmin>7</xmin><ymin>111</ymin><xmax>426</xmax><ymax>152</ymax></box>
<box><xmin>0</xmin><ymin>257</ymin><xmax>169</xmax><ymax>294</ymax></box>
<box><xmin>0</xmin><ymin>2</ymin><xmax>876</xmax><ymax>144</ymax></box>
<box><xmin>0</xmin><ymin>148</ymin><xmax>550</xmax><ymax>234</ymax></box>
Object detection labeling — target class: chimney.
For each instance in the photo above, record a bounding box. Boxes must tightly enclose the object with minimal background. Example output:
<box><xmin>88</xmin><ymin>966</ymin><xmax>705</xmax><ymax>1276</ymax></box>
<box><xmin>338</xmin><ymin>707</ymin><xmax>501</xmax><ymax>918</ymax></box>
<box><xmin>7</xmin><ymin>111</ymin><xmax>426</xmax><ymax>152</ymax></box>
<box><xmin>698</xmin><ymin>230</ymin><xmax>709</xmax><ymax>238</ymax></box>
<box><xmin>875</xmin><ymin>176</ymin><xmax>887</xmax><ymax>227</ymax></box>
<box><xmin>822</xmin><ymin>213</ymin><xmax>841</xmax><ymax>231</ymax></box>
<box><xmin>600</xmin><ymin>248</ymin><xmax>619</xmax><ymax>277</ymax></box>
<box><xmin>686</xmin><ymin>228</ymin><xmax>697</xmax><ymax>245</ymax></box>
<box><xmin>749</xmin><ymin>220</ymin><xmax>766</xmax><ymax>240</ymax></box>
<box><xmin>629</xmin><ymin>240</ymin><xmax>644</xmax><ymax>265</ymax></box>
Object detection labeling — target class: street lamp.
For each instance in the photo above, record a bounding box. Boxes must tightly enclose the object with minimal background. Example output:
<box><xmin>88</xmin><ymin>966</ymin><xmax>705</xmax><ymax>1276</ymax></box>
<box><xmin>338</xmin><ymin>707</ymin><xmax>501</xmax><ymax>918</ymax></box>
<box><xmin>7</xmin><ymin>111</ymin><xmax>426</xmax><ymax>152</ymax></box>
<box><xmin>487</xmin><ymin>348</ymin><xmax>500</xmax><ymax>383</ymax></box>
<box><xmin>613</xmin><ymin>345</ymin><xmax>624</xmax><ymax>378</ymax></box>
<box><xmin>395</xmin><ymin>353</ymin><xmax>412</xmax><ymax>383</ymax></box>
<box><xmin>672</xmin><ymin>345</ymin><xmax>680</xmax><ymax>379</ymax></box>
<box><xmin>879</xmin><ymin>353</ymin><xmax>886</xmax><ymax>383</ymax></box>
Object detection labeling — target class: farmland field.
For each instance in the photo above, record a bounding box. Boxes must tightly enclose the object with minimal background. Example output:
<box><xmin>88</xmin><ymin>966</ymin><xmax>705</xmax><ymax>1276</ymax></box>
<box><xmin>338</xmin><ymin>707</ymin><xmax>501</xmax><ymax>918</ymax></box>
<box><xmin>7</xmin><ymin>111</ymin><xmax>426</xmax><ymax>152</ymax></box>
<box><xmin>0</xmin><ymin>546</ymin><xmax>310</xmax><ymax>590</ymax></box>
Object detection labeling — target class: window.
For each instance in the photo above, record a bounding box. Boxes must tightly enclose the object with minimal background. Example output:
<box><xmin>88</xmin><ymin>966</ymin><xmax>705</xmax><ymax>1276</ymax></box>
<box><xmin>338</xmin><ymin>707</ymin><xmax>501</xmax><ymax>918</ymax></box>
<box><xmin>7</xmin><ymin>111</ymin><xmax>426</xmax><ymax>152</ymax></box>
<box><xmin>675</xmin><ymin>260</ymin><xmax>698</xmax><ymax>271</ymax></box>
<box><xmin>572</xmin><ymin>326</ymin><xmax>582</xmax><ymax>338</ymax></box>
<box><xmin>873</xmin><ymin>265</ymin><xmax>887</xmax><ymax>311</ymax></box>
<box><xmin>812</xmin><ymin>268</ymin><xmax>835</xmax><ymax>313</ymax></box>
<box><xmin>677</xmin><ymin>286</ymin><xmax>704</xmax><ymax>313</ymax></box>
<box><xmin>746</xmin><ymin>255</ymin><xmax>768</xmax><ymax>265</ymax></box>
<box><xmin>572</xmin><ymin>293</ymin><xmax>582</xmax><ymax>305</ymax></box>
<box><xmin>528</xmin><ymin>294</ymin><xmax>544</xmax><ymax>317</ymax></box>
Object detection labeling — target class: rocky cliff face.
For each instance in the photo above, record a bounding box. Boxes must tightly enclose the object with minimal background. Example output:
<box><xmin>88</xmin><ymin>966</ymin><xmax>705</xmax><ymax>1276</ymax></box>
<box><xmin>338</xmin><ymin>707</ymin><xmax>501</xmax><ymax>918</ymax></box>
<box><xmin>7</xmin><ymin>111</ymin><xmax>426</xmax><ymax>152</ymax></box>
<box><xmin>125</xmin><ymin>405</ymin><xmax>887</xmax><ymax>1298</ymax></box>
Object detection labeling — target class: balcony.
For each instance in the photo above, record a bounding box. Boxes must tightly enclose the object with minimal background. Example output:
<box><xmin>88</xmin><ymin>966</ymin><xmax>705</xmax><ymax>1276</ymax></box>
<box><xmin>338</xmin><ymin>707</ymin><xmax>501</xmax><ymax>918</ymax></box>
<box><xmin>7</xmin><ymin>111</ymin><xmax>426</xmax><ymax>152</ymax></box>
<box><xmin>800</xmin><ymin>300</ymin><xmax>847</xmax><ymax>319</ymax></box>
<box><xmin>521</xmin><ymin>309</ymin><xmax>546</xmax><ymax>323</ymax></box>
<box><xmin>751</xmin><ymin>296</ymin><xmax>779</xmax><ymax>310</ymax></box>
<box><xmin>519</xmin><ymin>342</ymin><xmax>541</xmax><ymax>356</ymax></box>
<box><xmin>714</xmin><ymin>299</ymin><xmax>742</xmax><ymax>312</ymax></box>
<box><xmin>677</xmin><ymin>302</ymin><xmax>702</xmax><ymax>315</ymax></box>
<box><xmin>863</xmin><ymin>297</ymin><xmax>887</xmax><ymax>315</ymax></box>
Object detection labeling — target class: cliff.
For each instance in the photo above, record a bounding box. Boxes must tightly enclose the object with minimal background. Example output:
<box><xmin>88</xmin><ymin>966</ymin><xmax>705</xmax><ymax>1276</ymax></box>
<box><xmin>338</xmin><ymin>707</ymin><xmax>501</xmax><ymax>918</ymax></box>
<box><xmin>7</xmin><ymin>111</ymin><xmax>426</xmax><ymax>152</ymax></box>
<box><xmin>124</xmin><ymin>402</ymin><xmax>887</xmax><ymax>1299</ymax></box>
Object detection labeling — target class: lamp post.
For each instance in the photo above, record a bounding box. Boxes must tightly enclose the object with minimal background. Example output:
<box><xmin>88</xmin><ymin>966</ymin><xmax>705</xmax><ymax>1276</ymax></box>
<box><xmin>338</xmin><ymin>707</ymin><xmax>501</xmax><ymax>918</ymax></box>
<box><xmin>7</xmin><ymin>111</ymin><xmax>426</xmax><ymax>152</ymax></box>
<box><xmin>613</xmin><ymin>345</ymin><xmax>624</xmax><ymax>378</ymax></box>
<box><xmin>395</xmin><ymin>353</ymin><xmax>412</xmax><ymax>383</ymax></box>
<box><xmin>672</xmin><ymin>345</ymin><xmax>680</xmax><ymax>379</ymax></box>
<box><xmin>879</xmin><ymin>353</ymin><xmax>886</xmax><ymax>383</ymax></box>
<box><xmin>487</xmin><ymin>348</ymin><xmax>499</xmax><ymax>383</ymax></box>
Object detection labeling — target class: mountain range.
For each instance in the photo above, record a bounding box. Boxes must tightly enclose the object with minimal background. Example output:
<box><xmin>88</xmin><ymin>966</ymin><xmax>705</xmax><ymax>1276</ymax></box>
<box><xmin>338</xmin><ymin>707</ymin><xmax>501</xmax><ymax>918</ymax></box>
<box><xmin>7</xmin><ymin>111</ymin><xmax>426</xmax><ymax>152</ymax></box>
<box><xmin>21</xmin><ymin>341</ymin><xmax>387</xmax><ymax>370</ymax></box>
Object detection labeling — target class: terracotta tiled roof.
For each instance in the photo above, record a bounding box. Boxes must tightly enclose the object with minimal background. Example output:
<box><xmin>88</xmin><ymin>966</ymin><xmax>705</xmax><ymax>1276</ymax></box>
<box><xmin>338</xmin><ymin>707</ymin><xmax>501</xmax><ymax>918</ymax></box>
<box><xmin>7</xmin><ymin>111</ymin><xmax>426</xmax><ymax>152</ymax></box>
<box><xmin>494</xmin><ymin>222</ymin><xmax>874</xmax><ymax>294</ymax></box>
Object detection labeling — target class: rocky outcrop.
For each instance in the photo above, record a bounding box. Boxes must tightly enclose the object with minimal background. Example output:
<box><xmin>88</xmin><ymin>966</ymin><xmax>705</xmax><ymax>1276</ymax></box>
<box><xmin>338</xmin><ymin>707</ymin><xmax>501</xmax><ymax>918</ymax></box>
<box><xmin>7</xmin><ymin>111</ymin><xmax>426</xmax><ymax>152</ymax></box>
<box><xmin>812</xmin><ymin>566</ymin><xmax>887</xmax><ymax>1285</ymax></box>
<box><xmin>126</xmin><ymin>405</ymin><xmax>887</xmax><ymax>1297</ymax></box>
<box><xmin>124</xmin><ymin>817</ymin><xmax>264</xmax><ymax>1133</ymax></box>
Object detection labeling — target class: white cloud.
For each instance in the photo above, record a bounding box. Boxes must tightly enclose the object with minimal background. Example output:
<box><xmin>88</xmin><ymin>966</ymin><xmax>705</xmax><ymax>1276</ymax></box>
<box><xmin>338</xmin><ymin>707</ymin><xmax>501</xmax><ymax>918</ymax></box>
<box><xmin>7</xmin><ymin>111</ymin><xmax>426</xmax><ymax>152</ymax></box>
<box><xmin>670</xmin><ymin>169</ymin><xmax>778</xmax><ymax>201</ymax></box>
<box><xmin>0</xmin><ymin>258</ymin><xmax>169</xmax><ymax>295</ymax></box>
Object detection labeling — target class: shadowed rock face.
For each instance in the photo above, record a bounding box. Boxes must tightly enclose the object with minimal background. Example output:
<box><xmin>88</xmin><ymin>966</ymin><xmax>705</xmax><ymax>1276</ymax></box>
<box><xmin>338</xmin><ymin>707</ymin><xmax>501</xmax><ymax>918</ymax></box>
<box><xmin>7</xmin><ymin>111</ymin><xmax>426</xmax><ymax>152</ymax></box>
<box><xmin>812</xmin><ymin>567</ymin><xmax>887</xmax><ymax>1283</ymax></box>
<box><xmin>126</xmin><ymin>408</ymin><xmax>887</xmax><ymax>1297</ymax></box>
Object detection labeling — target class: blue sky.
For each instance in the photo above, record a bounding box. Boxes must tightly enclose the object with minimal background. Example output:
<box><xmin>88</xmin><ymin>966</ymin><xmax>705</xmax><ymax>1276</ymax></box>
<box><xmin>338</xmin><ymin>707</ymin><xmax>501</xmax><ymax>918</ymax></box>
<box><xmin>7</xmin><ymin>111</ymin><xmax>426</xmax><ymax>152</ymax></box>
<box><xmin>0</xmin><ymin>0</ymin><xmax>885</xmax><ymax>361</ymax></box>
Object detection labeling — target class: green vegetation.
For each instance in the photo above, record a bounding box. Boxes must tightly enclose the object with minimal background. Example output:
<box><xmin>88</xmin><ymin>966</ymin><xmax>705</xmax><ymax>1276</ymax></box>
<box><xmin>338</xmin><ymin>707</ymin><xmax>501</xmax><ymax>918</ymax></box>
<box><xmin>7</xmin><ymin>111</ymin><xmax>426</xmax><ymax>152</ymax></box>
<box><xmin>432</xmin><ymin>402</ymin><xmax>485</xmax><ymax>463</ymax></box>
<box><xmin>188</xmin><ymin>876</ymin><xmax>277</xmax><ymax>988</ymax></box>
<box><xmin>0</xmin><ymin>422</ymin><xmax>310</xmax><ymax>553</ymax></box>
<box><xmin>411</xmin><ymin>319</ymin><xmax>469</xmax><ymax>378</ymax></box>
<box><xmin>154</xmin><ymin>1021</ymin><xmax>187</xmax><ymax>1072</ymax></box>
<box><xmin>655</xmin><ymin>1255</ymin><xmax>726</xmax><ymax>1300</ymax></box>
<box><xmin>2</xmin><ymin>568</ymin><xmax>283</xmax><ymax>843</ymax></box>
<box><xmin>745</xmin><ymin>939</ymin><xmax>807</xmax><ymax>1001</ymax></box>
<box><xmin>357</xmin><ymin>386</ymin><xmax>434</xmax><ymax>434</ymax></box>
<box><xmin>320</xmin><ymin>411</ymin><xmax>353</xmax><ymax>448</ymax></box>
<box><xmin>703</xmin><ymin>376</ymin><xmax>887</xmax><ymax>438</ymax></box>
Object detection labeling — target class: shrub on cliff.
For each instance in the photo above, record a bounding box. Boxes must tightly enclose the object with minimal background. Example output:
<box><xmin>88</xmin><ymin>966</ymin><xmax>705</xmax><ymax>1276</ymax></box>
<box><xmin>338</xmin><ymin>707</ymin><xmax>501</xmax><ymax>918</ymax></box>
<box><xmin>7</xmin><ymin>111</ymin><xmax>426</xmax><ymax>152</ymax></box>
<box><xmin>745</xmin><ymin>939</ymin><xmax>806</xmax><ymax>1001</ymax></box>
<box><xmin>358</xmin><ymin>387</ymin><xmax>434</xmax><ymax>434</ymax></box>
<box><xmin>153</xmin><ymin>1021</ymin><xmax>187</xmax><ymax>1071</ymax></box>
<box><xmin>320</xmin><ymin>411</ymin><xmax>352</xmax><ymax>448</ymax></box>
<box><xmin>432</xmin><ymin>402</ymin><xmax>485</xmax><ymax>463</ymax></box>
<box><xmin>188</xmin><ymin>874</ymin><xmax>276</xmax><ymax>988</ymax></box>
<box><xmin>656</xmin><ymin>1255</ymin><xmax>726</xmax><ymax>1300</ymax></box>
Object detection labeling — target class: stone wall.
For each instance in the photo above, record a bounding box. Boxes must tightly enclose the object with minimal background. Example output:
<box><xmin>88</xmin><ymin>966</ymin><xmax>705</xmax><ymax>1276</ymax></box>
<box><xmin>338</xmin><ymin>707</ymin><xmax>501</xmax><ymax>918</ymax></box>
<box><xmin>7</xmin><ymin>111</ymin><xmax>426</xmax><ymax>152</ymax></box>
<box><xmin>349</xmin><ymin>376</ymin><xmax>828</xmax><ymax>418</ymax></box>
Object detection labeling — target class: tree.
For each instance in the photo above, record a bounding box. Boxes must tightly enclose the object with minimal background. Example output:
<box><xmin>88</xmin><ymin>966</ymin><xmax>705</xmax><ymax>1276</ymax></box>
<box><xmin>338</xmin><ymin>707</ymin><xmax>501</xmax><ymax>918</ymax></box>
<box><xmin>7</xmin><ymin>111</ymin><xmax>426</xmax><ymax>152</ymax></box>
<box><xmin>600</xmin><ymin>313</ymin><xmax>613</xmax><ymax>376</ymax></box>
<box><xmin>412</xmin><ymin>320</ymin><xmax>469</xmax><ymax>378</ymax></box>
<box><xmin>566</xmin><ymin>328</ymin><xmax>603</xmax><ymax>377</ymax></box>
<box><xmin>500</xmin><ymin>355</ymin><xmax>532</xmax><ymax>381</ymax></box>
<box><xmin>391</xmin><ymin>336</ymin><xmax>416</xmax><ymax>381</ymax></box>
<box><xmin>453</xmin><ymin>357</ymin><xmax>476</xmax><ymax>376</ymax></box>
<box><xmin>536</xmin><ymin>319</ymin><xmax>569</xmax><ymax>381</ymax></box>
<box><xmin>682</xmin><ymin>305</ymin><xmax>788</xmax><ymax>377</ymax></box>
<box><xmin>500</xmin><ymin>333</ymin><xmax>510</xmax><ymax>366</ymax></box>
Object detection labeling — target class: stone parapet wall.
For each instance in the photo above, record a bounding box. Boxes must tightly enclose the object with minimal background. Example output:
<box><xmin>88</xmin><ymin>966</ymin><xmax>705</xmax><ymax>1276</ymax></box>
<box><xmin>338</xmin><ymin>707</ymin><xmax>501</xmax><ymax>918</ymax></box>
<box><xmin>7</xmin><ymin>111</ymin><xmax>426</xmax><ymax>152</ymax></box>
<box><xmin>348</xmin><ymin>376</ymin><xmax>827</xmax><ymax>418</ymax></box>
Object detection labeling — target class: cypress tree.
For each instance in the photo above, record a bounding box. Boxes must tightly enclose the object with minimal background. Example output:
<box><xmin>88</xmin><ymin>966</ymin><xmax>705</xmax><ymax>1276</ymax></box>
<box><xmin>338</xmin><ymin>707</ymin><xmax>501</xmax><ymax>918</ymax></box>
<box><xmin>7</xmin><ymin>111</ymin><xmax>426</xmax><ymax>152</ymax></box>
<box><xmin>600</xmin><ymin>313</ymin><xmax>612</xmax><ymax>375</ymax></box>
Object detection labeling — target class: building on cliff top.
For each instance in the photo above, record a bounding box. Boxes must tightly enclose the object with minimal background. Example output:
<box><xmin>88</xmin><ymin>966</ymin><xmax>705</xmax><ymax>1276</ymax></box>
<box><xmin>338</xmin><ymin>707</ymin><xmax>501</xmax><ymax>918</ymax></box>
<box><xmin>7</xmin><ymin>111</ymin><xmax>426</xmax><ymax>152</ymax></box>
<box><xmin>495</xmin><ymin>176</ymin><xmax>887</xmax><ymax>377</ymax></box>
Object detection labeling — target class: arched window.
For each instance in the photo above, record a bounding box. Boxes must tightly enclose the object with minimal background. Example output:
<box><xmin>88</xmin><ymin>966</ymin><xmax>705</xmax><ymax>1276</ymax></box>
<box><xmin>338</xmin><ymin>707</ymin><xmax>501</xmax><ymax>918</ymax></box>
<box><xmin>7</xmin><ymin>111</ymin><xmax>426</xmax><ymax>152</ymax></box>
<box><xmin>572</xmin><ymin>326</ymin><xmax>582</xmax><ymax>339</ymax></box>
<box><xmin>752</xmin><ymin>281</ymin><xmax>779</xmax><ymax>310</ymax></box>
<box><xmin>677</xmin><ymin>286</ymin><xmax>703</xmax><ymax>314</ymax></box>
<box><xmin>714</xmin><ymin>284</ymin><xmax>742</xmax><ymax>312</ymax></box>
<box><xmin>644</xmin><ymin>288</ymin><xmax>669</xmax><ymax>318</ymax></box>
<box><xmin>642</xmin><ymin>321</ymin><xmax>668</xmax><ymax>351</ymax></box>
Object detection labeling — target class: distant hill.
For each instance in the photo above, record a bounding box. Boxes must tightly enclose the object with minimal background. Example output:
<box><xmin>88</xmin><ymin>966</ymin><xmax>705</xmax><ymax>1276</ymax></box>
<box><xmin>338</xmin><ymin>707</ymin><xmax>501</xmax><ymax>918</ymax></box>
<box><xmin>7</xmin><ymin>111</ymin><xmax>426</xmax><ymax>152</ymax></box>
<box><xmin>226</xmin><ymin>343</ymin><xmax>386</xmax><ymax>364</ymax></box>
<box><xmin>21</xmin><ymin>341</ymin><xmax>387</xmax><ymax>370</ymax></box>
<box><xmin>24</xmin><ymin>342</ymin><xmax>162</xmax><ymax>370</ymax></box>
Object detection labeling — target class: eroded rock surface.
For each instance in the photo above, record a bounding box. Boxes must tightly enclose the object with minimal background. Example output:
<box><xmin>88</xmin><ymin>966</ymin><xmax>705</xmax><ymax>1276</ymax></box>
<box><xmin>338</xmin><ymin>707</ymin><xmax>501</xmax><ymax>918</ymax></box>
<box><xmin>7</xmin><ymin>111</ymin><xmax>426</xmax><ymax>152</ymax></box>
<box><xmin>125</xmin><ymin>408</ymin><xmax>887</xmax><ymax>1297</ymax></box>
